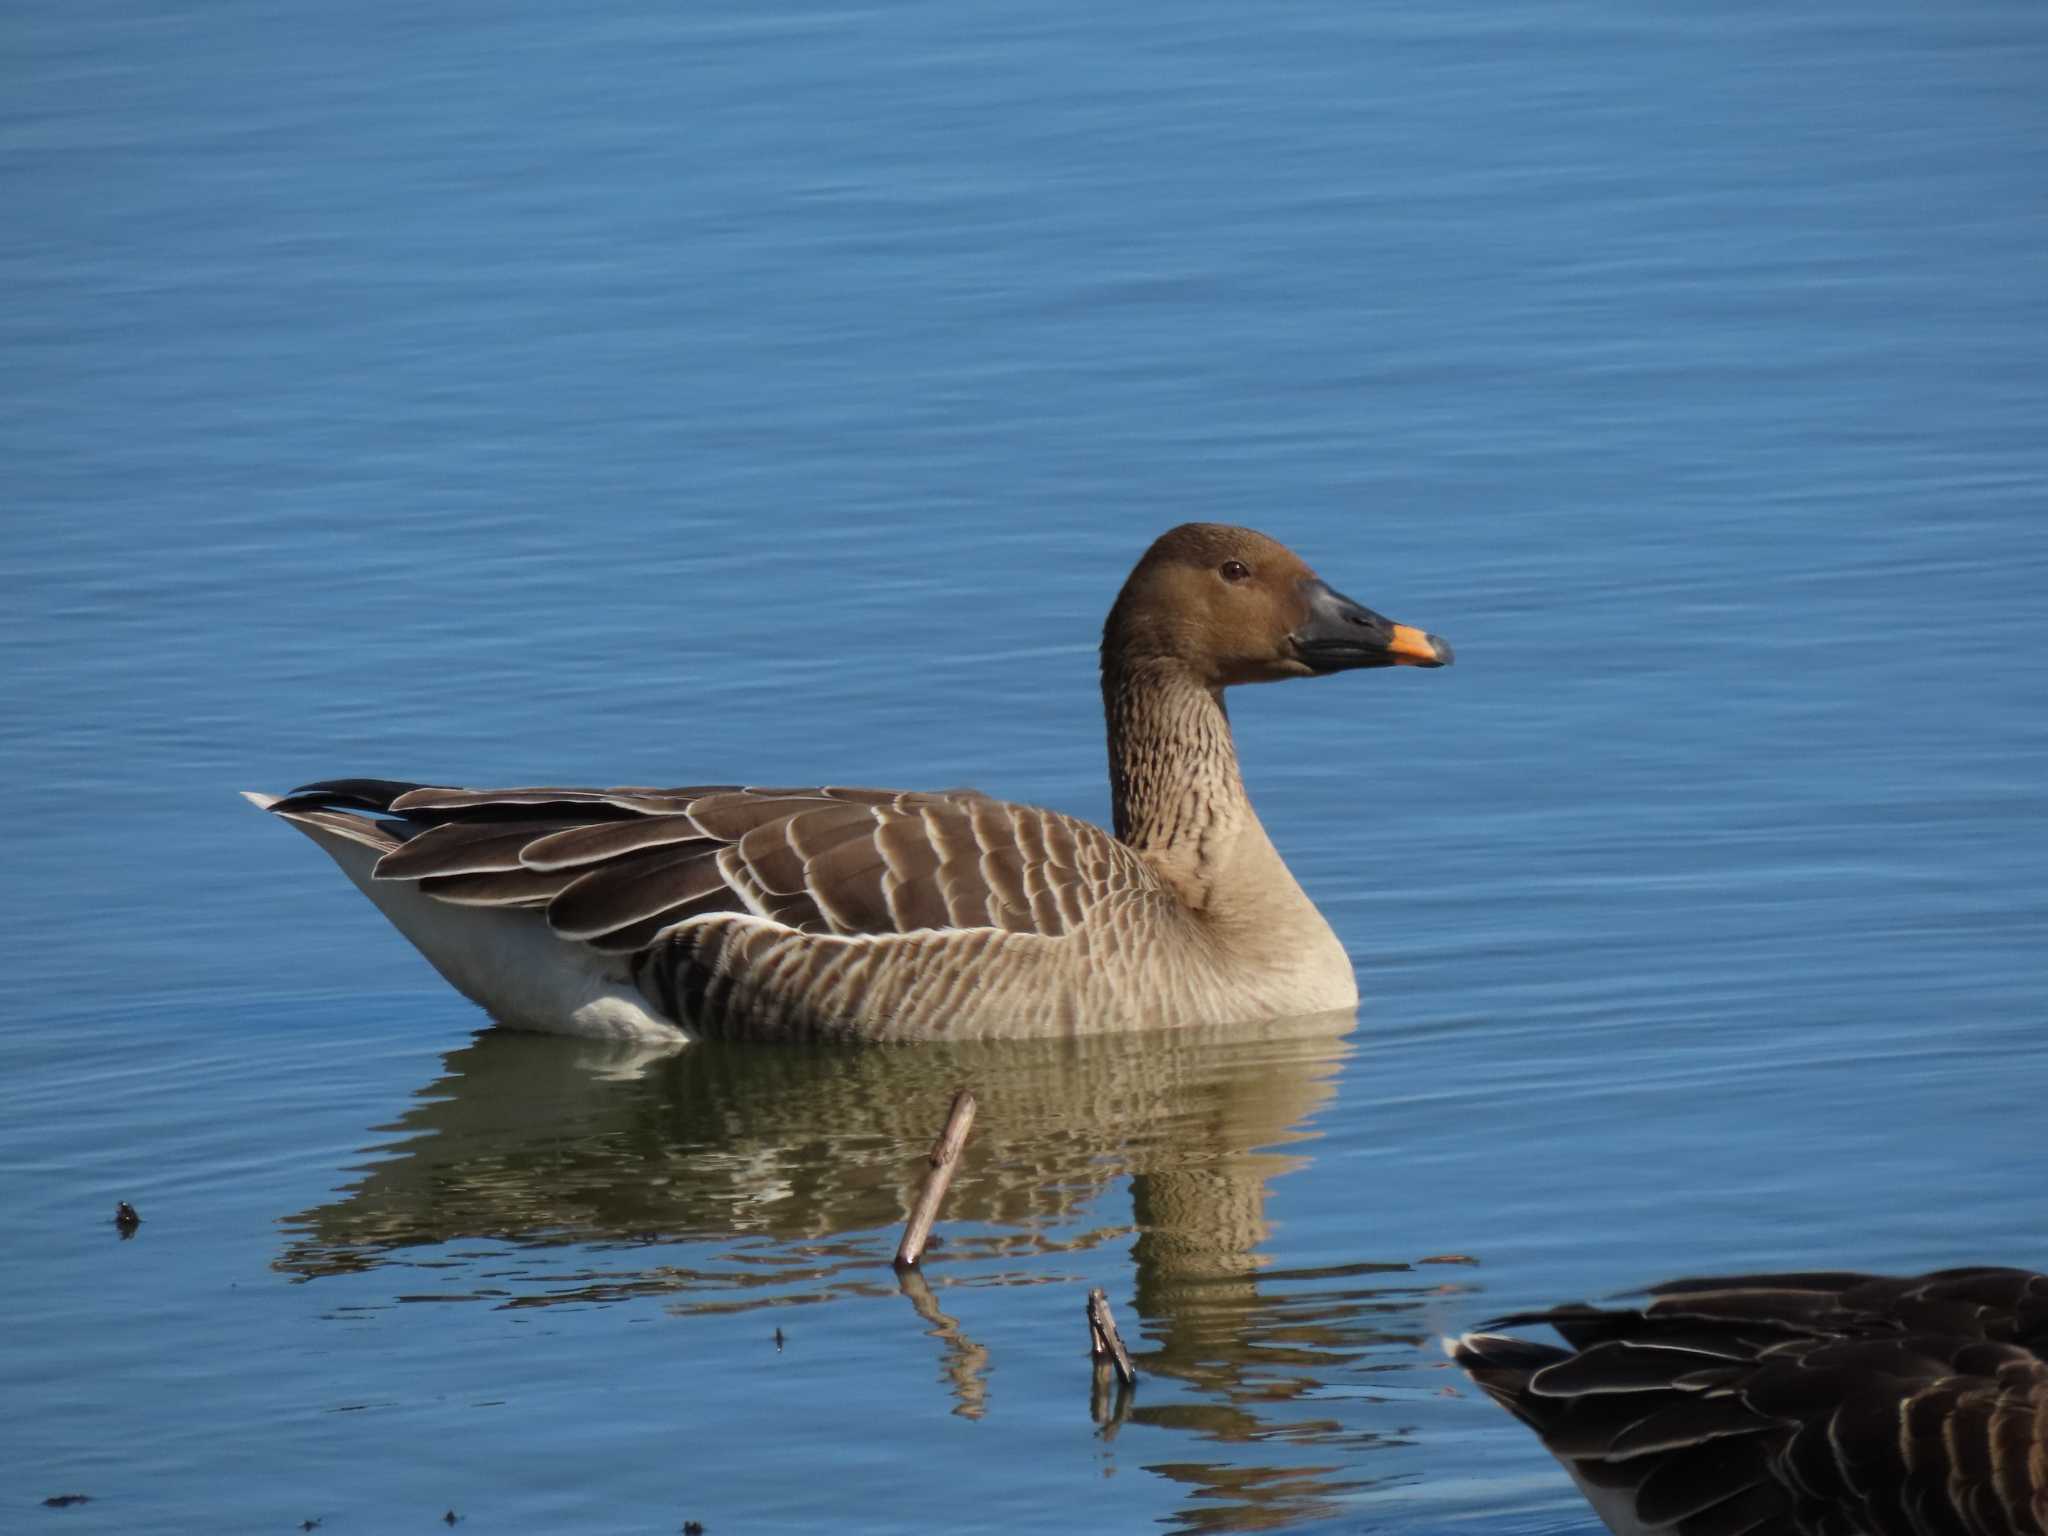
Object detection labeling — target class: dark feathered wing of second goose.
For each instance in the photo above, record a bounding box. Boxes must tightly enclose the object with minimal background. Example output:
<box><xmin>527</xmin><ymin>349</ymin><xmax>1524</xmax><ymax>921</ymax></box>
<box><xmin>1449</xmin><ymin>1266</ymin><xmax>2048</xmax><ymax>1536</ymax></box>
<box><xmin>247</xmin><ymin>524</ymin><xmax>1451</xmax><ymax>1041</ymax></box>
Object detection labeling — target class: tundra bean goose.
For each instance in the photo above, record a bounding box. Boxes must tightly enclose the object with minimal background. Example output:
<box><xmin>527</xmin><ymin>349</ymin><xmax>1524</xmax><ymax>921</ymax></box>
<box><xmin>247</xmin><ymin>523</ymin><xmax>1451</xmax><ymax>1042</ymax></box>
<box><xmin>1449</xmin><ymin>1266</ymin><xmax>2048</xmax><ymax>1536</ymax></box>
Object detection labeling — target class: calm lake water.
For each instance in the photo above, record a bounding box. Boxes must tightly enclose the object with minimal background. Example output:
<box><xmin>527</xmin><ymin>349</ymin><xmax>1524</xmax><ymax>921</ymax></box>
<box><xmin>6</xmin><ymin>0</ymin><xmax>2045</xmax><ymax>1530</ymax></box>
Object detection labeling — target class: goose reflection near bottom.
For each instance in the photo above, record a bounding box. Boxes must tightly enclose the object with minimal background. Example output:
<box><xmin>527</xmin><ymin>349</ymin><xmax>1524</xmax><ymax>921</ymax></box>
<box><xmin>275</xmin><ymin>1011</ymin><xmax>1473</xmax><ymax>1531</ymax></box>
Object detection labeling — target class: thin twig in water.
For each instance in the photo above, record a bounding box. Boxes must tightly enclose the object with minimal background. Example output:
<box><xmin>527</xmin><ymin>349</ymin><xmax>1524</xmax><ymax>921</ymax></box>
<box><xmin>894</xmin><ymin>1089</ymin><xmax>976</xmax><ymax>1269</ymax></box>
<box><xmin>1086</xmin><ymin>1287</ymin><xmax>1136</xmax><ymax>1388</ymax></box>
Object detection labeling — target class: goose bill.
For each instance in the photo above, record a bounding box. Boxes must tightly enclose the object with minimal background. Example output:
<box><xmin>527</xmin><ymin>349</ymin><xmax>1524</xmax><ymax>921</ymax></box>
<box><xmin>1289</xmin><ymin>580</ymin><xmax>1453</xmax><ymax>671</ymax></box>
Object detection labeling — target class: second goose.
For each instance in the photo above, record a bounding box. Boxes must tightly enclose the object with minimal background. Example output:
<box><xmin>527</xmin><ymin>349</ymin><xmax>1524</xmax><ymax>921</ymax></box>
<box><xmin>1449</xmin><ymin>1266</ymin><xmax>2048</xmax><ymax>1536</ymax></box>
<box><xmin>247</xmin><ymin>523</ymin><xmax>1451</xmax><ymax>1041</ymax></box>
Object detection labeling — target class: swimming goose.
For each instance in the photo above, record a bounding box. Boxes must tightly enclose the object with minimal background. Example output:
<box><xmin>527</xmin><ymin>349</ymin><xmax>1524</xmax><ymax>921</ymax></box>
<box><xmin>246</xmin><ymin>523</ymin><xmax>1451</xmax><ymax>1042</ymax></box>
<box><xmin>1449</xmin><ymin>1266</ymin><xmax>2048</xmax><ymax>1536</ymax></box>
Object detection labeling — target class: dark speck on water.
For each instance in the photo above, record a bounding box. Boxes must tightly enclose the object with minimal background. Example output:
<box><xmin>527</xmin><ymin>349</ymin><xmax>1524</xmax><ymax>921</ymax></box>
<box><xmin>42</xmin><ymin>1495</ymin><xmax>91</xmax><ymax>1508</ymax></box>
<box><xmin>112</xmin><ymin>1202</ymin><xmax>140</xmax><ymax>1236</ymax></box>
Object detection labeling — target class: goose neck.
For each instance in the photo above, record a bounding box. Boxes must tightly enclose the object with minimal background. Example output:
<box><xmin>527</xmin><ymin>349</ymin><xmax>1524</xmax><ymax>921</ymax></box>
<box><xmin>1102</xmin><ymin>658</ymin><xmax>1256</xmax><ymax>902</ymax></box>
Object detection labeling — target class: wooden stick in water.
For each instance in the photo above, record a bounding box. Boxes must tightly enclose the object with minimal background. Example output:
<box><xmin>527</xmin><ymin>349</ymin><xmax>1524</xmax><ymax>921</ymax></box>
<box><xmin>1086</xmin><ymin>1287</ymin><xmax>1136</xmax><ymax>1388</ymax></box>
<box><xmin>894</xmin><ymin>1088</ymin><xmax>976</xmax><ymax>1269</ymax></box>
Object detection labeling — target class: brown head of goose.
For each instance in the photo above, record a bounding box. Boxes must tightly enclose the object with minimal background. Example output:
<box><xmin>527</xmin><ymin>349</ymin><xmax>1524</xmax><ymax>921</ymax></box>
<box><xmin>246</xmin><ymin>523</ymin><xmax>1451</xmax><ymax>1041</ymax></box>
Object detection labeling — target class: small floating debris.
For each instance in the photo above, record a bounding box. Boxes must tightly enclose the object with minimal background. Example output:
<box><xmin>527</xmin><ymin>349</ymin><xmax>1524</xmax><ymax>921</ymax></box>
<box><xmin>1417</xmin><ymin>1253</ymin><xmax>1478</xmax><ymax>1266</ymax></box>
<box><xmin>443</xmin><ymin>1511</ymin><xmax>461</xmax><ymax>1526</ymax></box>
<box><xmin>113</xmin><ymin>1202</ymin><xmax>141</xmax><ymax>1236</ymax></box>
<box><xmin>772</xmin><ymin>1326</ymin><xmax>784</xmax><ymax>1351</ymax></box>
<box><xmin>300</xmin><ymin>1521</ymin><xmax>323</xmax><ymax>1532</ymax></box>
<box><xmin>43</xmin><ymin>1494</ymin><xmax>92</xmax><ymax>1508</ymax></box>
<box><xmin>894</xmin><ymin>1088</ymin><xmax>975</xmax><ymax>1269</ymax></box>
<box><xmin>683</xmin><ymin>1522</ymin><xmax>705</xmax><ymax>1535</ymax></box>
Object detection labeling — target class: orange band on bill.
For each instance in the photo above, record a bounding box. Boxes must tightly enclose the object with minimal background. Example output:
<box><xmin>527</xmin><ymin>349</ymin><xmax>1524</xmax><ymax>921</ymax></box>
<box><xmin>1385</xmin><ymin>624</ymin><xmax>1450</xmax><ymax>666</ymax></box>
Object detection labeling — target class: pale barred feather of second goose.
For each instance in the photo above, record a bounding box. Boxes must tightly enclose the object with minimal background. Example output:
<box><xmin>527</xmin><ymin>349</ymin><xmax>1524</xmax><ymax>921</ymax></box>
<box><xmin>1451</xmin><ymin>1266</ymin><xmax>2048</xmax><ymax>1536</ymax></box>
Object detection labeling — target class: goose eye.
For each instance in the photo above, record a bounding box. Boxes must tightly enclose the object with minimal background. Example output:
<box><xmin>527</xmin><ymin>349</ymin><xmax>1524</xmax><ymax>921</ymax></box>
<box><xmin>1219</xmin><ymin>560</ymin><xmax>1252</xmax><ymax>583</ymax></box>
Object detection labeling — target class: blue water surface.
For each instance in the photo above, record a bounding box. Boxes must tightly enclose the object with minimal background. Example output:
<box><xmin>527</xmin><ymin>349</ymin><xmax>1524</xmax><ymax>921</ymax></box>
<box><xmin>5</xmin><ymin>1</ymin><xmax>2045</xmax><ymax>1531</ymax></box>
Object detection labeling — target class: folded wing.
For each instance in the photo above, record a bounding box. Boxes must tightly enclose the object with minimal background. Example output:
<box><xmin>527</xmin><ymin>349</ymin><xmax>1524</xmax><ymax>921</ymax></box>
<box><xmin>270</xmin><ymin>777</ymin><xmax>1160</xmax><ymax>956</ymax></box>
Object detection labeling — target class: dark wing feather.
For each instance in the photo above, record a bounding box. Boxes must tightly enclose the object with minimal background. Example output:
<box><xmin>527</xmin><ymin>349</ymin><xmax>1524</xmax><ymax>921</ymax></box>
<box><xmin>374</xmin><ymin>820</ymin><xmax>586</xmax><ymax>881</ymax></box>
<box><xmin>272</xmin><ymin>777</ymin><xmax>428</xmax><ymax>815</ymax></box>
<box><xmin>1605</xmin><ymin>1396</ymin><xmax>1780</xmax><ymax>1459</ymax></box>
<box><xmin>420</xmin><ymin>867</ymin><xmax>586</xmax><ymax>908</ymax></box>
<box><xmin>1631</xmin><ymin>1436</ymin><xmax>1770</xmax><ymax>1526</ymax></box>
<box><xmin>1674</xmin><ymin>1480</ymin><xmax>1790</xmax><ymax>1536</ymax></box>
<box><xmin>797</xmin><ymin>837</ymin><xmax>894</xmax><ymax>934</ymax></box>
<box><xmin>873</xmin><ymin>809</ymin><xmax>948</xmax><ymax>931</ymax></box>
<box><xmin>681</xmin><ymin>790</ymin><xmax>821</xmax><ymax>842</ymax></box>
<box><xmin>731</xmin><ymin>814</ymin><xmax>812</xmax><ymax>897</ymax></box>
<box><xmin>1533</xmin><ymin>1341</ymin><xmax>1748</xmax><ymax>1398</ymax></box>
<box><xmin>519</xmin><ymin>817</ymin><xmax>718</xmax><ymax>870</ymax></box>
<box><xmin>547</xmin><ymin>846</ymin><xmax>741</xmax><ymax>945</ymax></box>
<box><xmin>389</xmin><ymin>785</ymin><xmax>716</xmax><ymax>817</ymax></box>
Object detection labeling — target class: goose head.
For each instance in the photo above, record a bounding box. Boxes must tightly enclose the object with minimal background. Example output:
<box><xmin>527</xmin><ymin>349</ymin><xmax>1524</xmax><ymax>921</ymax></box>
<box><xmin>1102</xmin><ymin>523</ymin><xmax>1452</xmax><ymax>690</ymax></box>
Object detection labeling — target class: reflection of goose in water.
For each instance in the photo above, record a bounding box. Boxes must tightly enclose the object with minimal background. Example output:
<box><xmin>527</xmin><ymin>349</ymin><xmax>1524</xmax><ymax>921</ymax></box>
<box><xmin>277</xmin><ymin>1015</ymin><xmax>1350</xmax><ymax>1271</ymax></box>
<box><xmin>277</xmin><ymin>1016</ymin><xmax>1467</xmax><ymax>1530</ymax></box>
<box><xmin>1450</xmin><ymin>1267</ymin><xmax>2048</xmax><ymax>1536</ymax></box>
<box><xmin>246</xmin><ymin>524</ymin><xmax>1449</xmax><ymax>1041</ymax></box>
